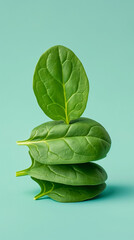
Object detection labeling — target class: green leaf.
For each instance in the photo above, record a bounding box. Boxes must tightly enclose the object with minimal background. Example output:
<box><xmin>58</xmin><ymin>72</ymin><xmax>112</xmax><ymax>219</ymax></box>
<box><xmin>16</xmin><ymin>153</ymin><xmax>107</xmax><ymax>186</ymax></box>
<box><xmin>33</xmin><ymin>45</ymin><xmax>89</xmax><ymax>124</ymax></box>
<box><xmin>17</xmin><ymin>118</ymin><xmax>111</xmax><ymax>164</ymax></box>
<box><xmin>32</xmin><ymin>177</ymin><xmax>106</xmax><ymax>202</ymax></box>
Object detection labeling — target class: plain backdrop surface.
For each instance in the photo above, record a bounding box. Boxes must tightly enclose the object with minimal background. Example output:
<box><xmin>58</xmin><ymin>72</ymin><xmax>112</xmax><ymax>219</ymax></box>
<box><xmin>0</xmin><ymin>1</ymin><xmax>134</xmax><ymax>239</ymax></box>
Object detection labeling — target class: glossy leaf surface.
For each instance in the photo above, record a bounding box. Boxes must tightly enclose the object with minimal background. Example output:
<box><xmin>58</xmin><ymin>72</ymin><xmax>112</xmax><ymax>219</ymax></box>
<box><xmin>33</xmin><ymin>45</ymin><xmax>89</xmax><ymax>123</ymax></box>
<box><xmin>16</xmin><ymin>154</ymin><xmax>107</xmax><ymax>186</ymax></box>
<box><xmin>32</xmin><ymin>177</ymin><xmax>106</xmax><ymax>202</ymax></box>
<box><xmin>17</xmin><ymin>118</ymin><xmax>111</xmax><ymax>165</ymax></box>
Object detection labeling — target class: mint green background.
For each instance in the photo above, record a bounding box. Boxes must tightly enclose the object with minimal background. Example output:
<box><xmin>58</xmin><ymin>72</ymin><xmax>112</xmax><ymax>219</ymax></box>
<box><xmin>0</xmin><ymin>0</ymin><xmax>134</xmax><ymax>239</ymax></box>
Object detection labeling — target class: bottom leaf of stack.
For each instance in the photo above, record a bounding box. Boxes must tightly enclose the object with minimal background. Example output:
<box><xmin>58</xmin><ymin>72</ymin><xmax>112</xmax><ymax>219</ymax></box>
<box><xmin>32</xmin><ymin>177</ymin><xmax>106</xmax><ymax>203</ymax></box>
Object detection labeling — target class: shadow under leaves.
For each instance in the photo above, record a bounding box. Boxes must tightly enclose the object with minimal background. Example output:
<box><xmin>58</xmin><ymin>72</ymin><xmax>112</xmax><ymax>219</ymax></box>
<box><xmin>98</xmin><ymin>184</ymin><xmax>134</xmax><ymax>200</ymax></box>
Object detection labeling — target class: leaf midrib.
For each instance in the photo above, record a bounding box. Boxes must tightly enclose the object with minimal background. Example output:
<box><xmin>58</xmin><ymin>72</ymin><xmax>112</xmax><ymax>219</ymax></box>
<box><xmin>17</xmin><ymin>135</ymin><xmax>111</xmax><ymax>146</ymax></box>
<box><xmin>58</xmin><ymin>47</ymin><xmax>69</xmax><ymax>124</ymax></box>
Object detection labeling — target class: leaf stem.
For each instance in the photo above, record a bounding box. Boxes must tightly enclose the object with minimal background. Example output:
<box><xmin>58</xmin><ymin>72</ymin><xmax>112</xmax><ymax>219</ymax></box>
<box><xmin>34</xmin><ymin>188</ymin><xmax>54</xmax><ymax>200</ymax></box>
<box><xmin>16</xmin><ymin>140</ymin><xmax>28</xmax><ymax>145</ymax></box>
<box><xmin>33</xmin><ymin>179</ymin><xmax>54</xmax><ymax>200</ymax></box>
<box><xmin>16</xmin><ymin>170</ymin><xmax>28</xmax><ymax>177</ymax></box>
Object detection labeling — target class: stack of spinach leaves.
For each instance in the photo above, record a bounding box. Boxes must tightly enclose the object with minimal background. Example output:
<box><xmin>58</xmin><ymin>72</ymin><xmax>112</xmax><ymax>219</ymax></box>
<box><xmin>16</xmin><ymin>45</ymin><xmax>111</xmax><ymax>202</ymax></box>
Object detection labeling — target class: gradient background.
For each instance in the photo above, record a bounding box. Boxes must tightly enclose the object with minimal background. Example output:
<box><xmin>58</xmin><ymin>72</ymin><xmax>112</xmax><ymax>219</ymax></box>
<box><xmin>0</xmin><ymin>1</ymin><xmax>134</xmax><ymax>239</ymax></box>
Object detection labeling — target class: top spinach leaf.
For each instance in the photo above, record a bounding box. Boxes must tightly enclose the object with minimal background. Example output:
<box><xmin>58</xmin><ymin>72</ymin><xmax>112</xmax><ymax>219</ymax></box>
<box><xmin>33</xmin><ymin>45</ymin><xmax>89</xmax><ymax>124</ymax></box>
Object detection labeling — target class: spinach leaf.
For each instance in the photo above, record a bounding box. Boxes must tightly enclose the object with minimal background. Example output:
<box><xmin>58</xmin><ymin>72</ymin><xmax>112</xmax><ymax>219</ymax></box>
<box><xmin>16</xmin><ymin>153</ymin><xmax>107</xmax><ymax>185</ymax></box>
<box><xmin>17</xmin><ymin>118</ymin><xmax>111</xmax><ymax>164</ymax></box>
<box><xmin>32</xmin><ymin>177</ymin><xmax>106</xmax><ymax>202</ymax></box>
<box><xmin>33</xmin><ymin>45</ymin><xmax>89</xmax><ymax>124</ymax></box>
